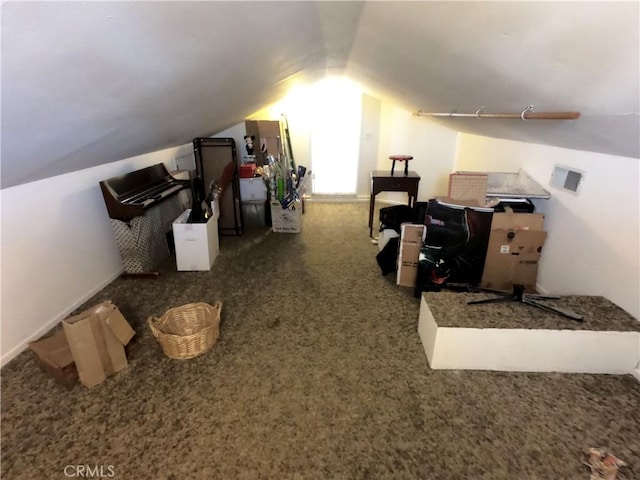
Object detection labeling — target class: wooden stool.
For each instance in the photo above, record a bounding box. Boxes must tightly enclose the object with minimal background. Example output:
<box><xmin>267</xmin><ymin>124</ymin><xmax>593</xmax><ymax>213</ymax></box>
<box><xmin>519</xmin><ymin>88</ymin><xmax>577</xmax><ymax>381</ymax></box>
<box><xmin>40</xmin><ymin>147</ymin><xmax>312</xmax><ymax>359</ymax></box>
<box><xmin>389</xmin><ymin>155</ymin><xmax>413</xmax><ymax>175</ymax></box>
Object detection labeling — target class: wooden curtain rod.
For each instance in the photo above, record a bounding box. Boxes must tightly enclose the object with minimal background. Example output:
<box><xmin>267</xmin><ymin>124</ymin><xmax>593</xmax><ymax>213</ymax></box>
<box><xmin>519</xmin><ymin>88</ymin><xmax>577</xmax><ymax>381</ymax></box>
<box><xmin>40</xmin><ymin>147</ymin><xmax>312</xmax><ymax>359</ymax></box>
<box><xmin>415</xmin><ymin>107</ymin><xmax>580</xmax><ymax>120</ymax></box>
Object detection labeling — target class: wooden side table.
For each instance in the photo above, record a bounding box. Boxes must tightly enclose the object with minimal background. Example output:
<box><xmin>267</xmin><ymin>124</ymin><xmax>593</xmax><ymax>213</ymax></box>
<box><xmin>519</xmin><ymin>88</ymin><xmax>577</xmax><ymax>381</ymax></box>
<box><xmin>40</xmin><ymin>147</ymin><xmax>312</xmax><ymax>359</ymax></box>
<box><xmin>369</xmin><ymin>170</ymin><xmax>421</xmax><ymax>237</ymax></box>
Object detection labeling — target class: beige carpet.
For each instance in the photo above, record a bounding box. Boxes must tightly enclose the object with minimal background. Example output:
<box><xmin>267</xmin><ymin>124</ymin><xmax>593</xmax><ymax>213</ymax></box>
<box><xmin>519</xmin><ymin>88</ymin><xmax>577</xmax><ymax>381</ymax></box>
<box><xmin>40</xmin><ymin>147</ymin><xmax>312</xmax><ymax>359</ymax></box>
<box><xmin>2</xmin><ymin>202</ymin><xmax>638</xmax><ymax>479</ymax></box>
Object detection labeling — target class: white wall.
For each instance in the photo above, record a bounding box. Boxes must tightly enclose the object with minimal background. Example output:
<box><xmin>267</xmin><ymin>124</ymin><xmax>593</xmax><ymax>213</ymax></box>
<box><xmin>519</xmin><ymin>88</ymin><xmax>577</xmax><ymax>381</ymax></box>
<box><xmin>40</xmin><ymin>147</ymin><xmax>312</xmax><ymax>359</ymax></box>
<box><xmin>377</xmin><ymin>105</ymin><xmax>458</xmax><ymax>202</ymax></box>
<box><xmin>356</xmin><ymin>93</ymin><xmax>381</xmax><ymax>197</ymax></box>
<box><xmin>455</xmin><ymin>133</ymin><xmax>640</xmax><ymax>320</ymax></box>
<box><xmin>0</xmin><ymin>144</ymin><xmax>193</xmax><ymax>366</ymax></box>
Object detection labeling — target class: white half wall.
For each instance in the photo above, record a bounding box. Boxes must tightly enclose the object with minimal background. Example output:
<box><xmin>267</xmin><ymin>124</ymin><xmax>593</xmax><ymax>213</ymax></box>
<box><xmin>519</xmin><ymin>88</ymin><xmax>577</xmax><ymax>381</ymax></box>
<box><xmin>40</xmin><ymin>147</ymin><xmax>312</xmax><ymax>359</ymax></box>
<box><xmin>418</xmin><ymin>294</ymin><xmax>640</xmax><ymax>374</ymax></box>
<box><xmin>454</xmin><ymin>133</ymin><xmax>640</xmax><ymax>320</ymax></box>
<box><xmin>0</xmin><ymin>144</ymin><xmax>193</xmax><ymax>366</ymax></box>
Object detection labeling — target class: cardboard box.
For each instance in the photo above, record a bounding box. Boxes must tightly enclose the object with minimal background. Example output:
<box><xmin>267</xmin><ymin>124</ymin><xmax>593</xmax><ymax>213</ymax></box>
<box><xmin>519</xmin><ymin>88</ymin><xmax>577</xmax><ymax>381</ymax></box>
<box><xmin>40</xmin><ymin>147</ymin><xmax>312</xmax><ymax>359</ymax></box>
<box><xmin>62</xmin><ymin>301</ymin><xmax>135</xmax><ymax>388</ymax></box>
<box><xmin>490</xmin><ymin>210</ymin><xmax>544</xmax><ymax>230</ymax></box>
<box><xmin>246</xmin><ymin>119</ymin><xmax>281</xmax><ymax>138</ymax></box>
<box><xmin>397</xmin><ymin>223</ymin><xmax>425</xmax><ymax>287</ymax></box>
<box><xmin>29</xmin><ymin>330</ymin><xmax>78</xmax><ymax>387</ymax></box>
<box><xmin>270</xmin><ymin>200</ymin><xmax>302</xmax><ymax>233</ymax></box>
<box><xmin>173</xmin><ymin>209</ymin><xmax>219</xmax><ymax>271</ymax></box>
<box><xmin>239</xmin><ymin>177</ymin><xmax>267</xmax><ymax>201</ymax></box>
<box><xmin>245</xmin><ymin>120</ymin><xmax>282</xmax><ymax>166</ymax></box>
<box><xmin>448</xmin><ymin>172</ymin><xmax>488</xmax><ymax>204</ymax></box>
<box><xmin>481</xmin><ymin>211</ymin><xmax>546</xmax><ymax>292</ymax></box>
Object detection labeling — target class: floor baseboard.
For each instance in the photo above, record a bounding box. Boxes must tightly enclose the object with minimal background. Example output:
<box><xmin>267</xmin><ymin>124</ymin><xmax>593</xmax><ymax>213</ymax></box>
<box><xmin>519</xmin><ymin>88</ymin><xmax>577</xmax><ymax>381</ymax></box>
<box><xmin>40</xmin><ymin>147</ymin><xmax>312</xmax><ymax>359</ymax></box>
<box><xmin>305</xmin><ymin>194</ymin><xmax>368</xmax><ymax>203</ymax></box>
<box><xmin>1</xmin><ymin>267</ymin><xmax>124</xmax><ymax>367</ymax></box>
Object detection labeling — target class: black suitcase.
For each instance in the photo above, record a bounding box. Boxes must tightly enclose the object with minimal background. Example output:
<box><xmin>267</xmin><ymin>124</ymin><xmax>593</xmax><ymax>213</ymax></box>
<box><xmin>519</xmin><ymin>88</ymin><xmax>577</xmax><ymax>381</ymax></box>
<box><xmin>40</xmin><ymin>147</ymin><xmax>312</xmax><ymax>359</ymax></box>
<box><xmin>378</xmin><ymin>205</ymin><xmax>413</xmax><ymax>233</ymax></box>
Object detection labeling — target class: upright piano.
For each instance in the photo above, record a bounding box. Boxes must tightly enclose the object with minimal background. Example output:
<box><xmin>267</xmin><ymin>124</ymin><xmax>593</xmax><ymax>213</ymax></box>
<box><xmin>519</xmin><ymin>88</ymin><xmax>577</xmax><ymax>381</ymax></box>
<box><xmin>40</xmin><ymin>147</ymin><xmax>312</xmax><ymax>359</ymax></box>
<box><xmin>99</xmin><ymin>163</ymin><xmax>190</xmax><ymax>274</ymax></box>
<box><xmin>99</xmin><ymin>163</ymin><xmax>190</xmax><ymax>221</ymax></box>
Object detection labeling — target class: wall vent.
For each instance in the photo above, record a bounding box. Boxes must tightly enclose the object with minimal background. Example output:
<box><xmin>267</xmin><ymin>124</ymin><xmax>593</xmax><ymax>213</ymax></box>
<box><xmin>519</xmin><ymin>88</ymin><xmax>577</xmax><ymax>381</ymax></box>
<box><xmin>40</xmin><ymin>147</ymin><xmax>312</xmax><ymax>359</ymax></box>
<box><xmin>550</xmin><ymin>165</ymin><xmax>584</xmax><ymax>194</ymax></box>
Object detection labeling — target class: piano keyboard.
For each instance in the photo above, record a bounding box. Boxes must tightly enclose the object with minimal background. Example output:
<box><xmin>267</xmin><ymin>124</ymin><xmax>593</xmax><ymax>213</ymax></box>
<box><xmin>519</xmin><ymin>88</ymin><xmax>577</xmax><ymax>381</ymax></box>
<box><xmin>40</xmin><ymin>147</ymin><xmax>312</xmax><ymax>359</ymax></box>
<box><xmin>139</xmin><ymin>184</ymin><xmax>186</xmax><ymax>208</ymax></box>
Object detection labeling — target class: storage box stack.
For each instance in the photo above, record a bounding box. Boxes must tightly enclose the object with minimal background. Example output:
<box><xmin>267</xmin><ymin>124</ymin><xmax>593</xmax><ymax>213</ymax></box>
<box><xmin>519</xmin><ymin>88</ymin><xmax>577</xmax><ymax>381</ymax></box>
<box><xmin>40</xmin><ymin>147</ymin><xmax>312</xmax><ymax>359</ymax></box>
<box><xmin>480</xmin><ymin>209</ymin><xmax>546</xmax><ymax>292</ymax></box>
<box><xmin>243</xmin><ymin>118</ymin><xmax>309</xmax><ymax>233</ymax></box>
<box><xmin>244</xmin><ymin>120</ymin><xmax>282</xmax><ymax>167</ymax></box>
<box><xmin>239</xmin><ymin>177</ymin><xmax>268</xmax><ymax>227</ymax></box>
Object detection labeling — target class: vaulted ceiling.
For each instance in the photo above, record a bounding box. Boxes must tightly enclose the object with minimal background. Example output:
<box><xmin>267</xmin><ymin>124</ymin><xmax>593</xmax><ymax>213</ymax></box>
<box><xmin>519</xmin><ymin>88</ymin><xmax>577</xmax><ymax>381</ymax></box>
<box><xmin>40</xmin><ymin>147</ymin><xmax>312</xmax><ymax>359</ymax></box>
<box><xmin>2</xmin><ymin>1</ymin><xmax>638</xmax><ymax>189</ymax></box>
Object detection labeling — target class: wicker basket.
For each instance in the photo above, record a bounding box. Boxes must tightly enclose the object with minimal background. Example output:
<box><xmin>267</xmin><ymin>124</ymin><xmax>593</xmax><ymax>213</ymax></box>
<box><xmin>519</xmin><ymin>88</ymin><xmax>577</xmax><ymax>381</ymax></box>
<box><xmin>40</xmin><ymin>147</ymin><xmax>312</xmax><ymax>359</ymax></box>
<box><xmin>147</xmin><ymin>301</ymin><xmax>222</xmax><ymax>360</ymax></box>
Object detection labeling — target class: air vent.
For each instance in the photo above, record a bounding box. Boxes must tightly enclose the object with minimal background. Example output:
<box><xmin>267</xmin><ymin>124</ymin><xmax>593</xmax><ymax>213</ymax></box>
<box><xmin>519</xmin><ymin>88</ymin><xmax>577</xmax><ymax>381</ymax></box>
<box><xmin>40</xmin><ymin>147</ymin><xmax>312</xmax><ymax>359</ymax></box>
<box><xmin>550</xmin><ymin>165</ymin><xmax>584</xmax><ymax>194</ymax></box>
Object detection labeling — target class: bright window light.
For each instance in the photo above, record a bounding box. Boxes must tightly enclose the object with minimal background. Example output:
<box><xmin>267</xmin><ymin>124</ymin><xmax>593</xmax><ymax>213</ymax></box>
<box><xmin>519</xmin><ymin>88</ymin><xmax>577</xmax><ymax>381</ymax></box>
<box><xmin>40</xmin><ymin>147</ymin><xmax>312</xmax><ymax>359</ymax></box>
<box><xmin>309</xmin><ymin>76</ymin><xmax>362</xmax><ymax>195</ymax></box>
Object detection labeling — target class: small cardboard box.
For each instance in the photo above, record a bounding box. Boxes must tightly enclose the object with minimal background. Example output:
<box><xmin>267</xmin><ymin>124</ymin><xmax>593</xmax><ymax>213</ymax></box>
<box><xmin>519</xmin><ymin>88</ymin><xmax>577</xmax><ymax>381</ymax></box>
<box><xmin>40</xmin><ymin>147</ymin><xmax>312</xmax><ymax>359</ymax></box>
<box><xmin>62</xmin><ymin>301</ymin><xmax>135</xmax><ymax>388</ymax></box>
<box><xmin>481</xmin><ymin>211</ymin><xmax>546</xmax><ymax>292</ymax></box>
<box><xmin>239</xmin><ymin>177</ymin><xmax>267</xmax><ymax>201</ymax></box>
<box><xmin>270</xmin><ymin>200</ymin><xmax>302</xmax><ymax>233</ymax></box>
<box><xmin>397</xmin><ymin>223</ymin><xmax>425</xmax><ymax>287</ymax></box>
<box><xmin>173</xmin><ymin>209</ymin><xmax>219</xmax><ymax>271</ymax></box>
<box><xmin>238</xmin><ymin>164</ymin><xmax>256</xmax><ymax>179</ymax></box>
<box><xmin>29</xmin><ymin>329</ymin><xmax>78</xmax><ymax>387</ymax></box>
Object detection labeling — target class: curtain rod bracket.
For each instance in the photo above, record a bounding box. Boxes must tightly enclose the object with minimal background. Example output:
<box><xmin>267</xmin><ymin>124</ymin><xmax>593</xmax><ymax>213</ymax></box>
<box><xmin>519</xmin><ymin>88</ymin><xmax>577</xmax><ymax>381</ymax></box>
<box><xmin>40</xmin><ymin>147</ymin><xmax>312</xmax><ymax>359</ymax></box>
<box><xmin>521</xmin><ymin>105</ymin><xmax>534</xmax><ymax>120</ymax></box>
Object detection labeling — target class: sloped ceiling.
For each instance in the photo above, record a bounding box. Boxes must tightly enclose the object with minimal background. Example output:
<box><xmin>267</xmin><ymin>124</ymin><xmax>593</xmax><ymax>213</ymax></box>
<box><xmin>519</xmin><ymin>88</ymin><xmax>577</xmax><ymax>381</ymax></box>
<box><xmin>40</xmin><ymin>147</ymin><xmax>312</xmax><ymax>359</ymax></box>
<box><xmin>1</xmin><ymin>1</ymin><xmax>638</xmax><ymax>189</ymax></box>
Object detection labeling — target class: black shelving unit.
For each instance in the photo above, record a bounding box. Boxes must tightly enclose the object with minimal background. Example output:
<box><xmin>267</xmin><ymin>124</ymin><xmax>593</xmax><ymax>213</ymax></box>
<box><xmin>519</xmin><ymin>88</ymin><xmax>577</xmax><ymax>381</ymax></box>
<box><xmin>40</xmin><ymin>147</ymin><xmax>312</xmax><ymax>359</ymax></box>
<box><xmin>193</xmin><ymin>137</ymin><xmax>243</xmax><ymax>236</ymax></box>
